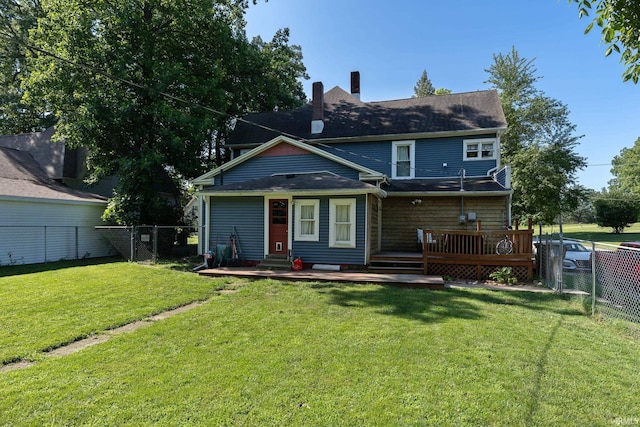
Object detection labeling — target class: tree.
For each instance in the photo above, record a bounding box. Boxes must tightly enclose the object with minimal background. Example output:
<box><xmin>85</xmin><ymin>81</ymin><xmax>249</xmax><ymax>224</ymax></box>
<box><xmin>22</xmin><ymin>0</ymin><xmax>307</xmax><ymax>225</ymax></box>
<box><xmin>609</xmin><ymin>137</ymin><xmax>640</xmax><ymax>194</ymax></box>
<box><xmin>0</xmin><ymin>0</ymin><xmax>55</xmax><ymax>133</ymax></box>
<box><xmin>564</xmin><ymin>188</ymin><xmax>597</xmax><ymax>223</ymax></box>
<box><xmin>594</xmin><ymin>193</ymin><xmax>640</xmax><ymax>233</ymax></box>
<box><xmin>485</xmin><ymin>47</ymin><xmax>588</xmax><ymax>224</ymax></box>
<box><xmin>571</xmin><ymin>0</ymin><xmax>640</xmax><ymax>82</ymax></box>
<box><xmin>412</xmin><ymin>69</ymin><xmax>451</xmax><ymax>97</ymax></box>
<box><xmin>413</xmin><ymin>70</ymin><xmax>435</xmax><ymax>97</ymax></box>
<box><xmin>434</xmin><ymin>87</ymin><xmax>452</xmax><ymax>95</ymax></box>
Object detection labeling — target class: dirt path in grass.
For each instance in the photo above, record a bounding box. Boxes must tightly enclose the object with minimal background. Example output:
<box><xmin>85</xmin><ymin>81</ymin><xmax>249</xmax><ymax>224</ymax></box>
<box><xmin>1</xmin><ymin>280</ymin><xmax>562</xmax><ymax>374</ymax></box>
<box><xmin>1</xmin><ymin>284</ymin><xmax>246</xmax><ymax>374</ymax></box>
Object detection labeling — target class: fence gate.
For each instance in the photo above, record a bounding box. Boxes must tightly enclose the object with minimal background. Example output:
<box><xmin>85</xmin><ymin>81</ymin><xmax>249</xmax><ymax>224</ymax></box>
<box><xmin>96</xmin><ymin>225</ymin><xmax>200</xmax><ymax>262</ymax></box>
<box><xmin>134</xmin><ymin>226</ymin><xmax>155</xmax><ymax>262</ymax></box>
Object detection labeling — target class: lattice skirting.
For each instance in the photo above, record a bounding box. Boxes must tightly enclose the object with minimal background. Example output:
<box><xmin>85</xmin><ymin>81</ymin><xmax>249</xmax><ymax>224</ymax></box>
<box><xmin>427</xmin><ymin>263</ymin><xmax>530</xmax><ymax>281</ymax></box>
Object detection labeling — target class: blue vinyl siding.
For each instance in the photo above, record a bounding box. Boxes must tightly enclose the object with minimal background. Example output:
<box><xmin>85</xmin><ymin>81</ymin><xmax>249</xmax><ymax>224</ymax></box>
<box><xmin>318</xmin><ymin>134</ymin><xmax>499</xmax><ymax>178</ymax></box>
<box><xmin>209</xmin><ymin>196</ymin><xmax>264</xmax><ymax>262</ymax></box>
<box><xmin>220</xmin><ymin>154</ymin><xmax>361</xmax><ymax>185</ymax></box>
<box><xmin>316</xmin><ymin>142</ymin><xmax>390</xmax><ymax>175</ymax></box>
<box><xmin>291</xmin><ymin>195</ymin><xmax>366</xmax><ymax>266</ymax></box>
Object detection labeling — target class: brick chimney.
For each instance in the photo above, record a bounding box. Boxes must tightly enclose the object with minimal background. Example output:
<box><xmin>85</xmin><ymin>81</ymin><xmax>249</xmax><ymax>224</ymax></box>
<box><xmin>350</xmin><ymin>71</ymin><xmax>360</xmax><ymax>100</ymax></box>
<box><xmin>311</xmin><ymin>81</ymin><xmax>324</xmax><ymax>134</ymax></box>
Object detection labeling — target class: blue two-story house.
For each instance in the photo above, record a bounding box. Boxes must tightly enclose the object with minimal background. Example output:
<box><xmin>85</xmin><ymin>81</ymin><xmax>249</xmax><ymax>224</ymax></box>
<box><xmin>193</xmin><ymin>72</ymin><xmax>511</xmax><ymax>270</ymax></box>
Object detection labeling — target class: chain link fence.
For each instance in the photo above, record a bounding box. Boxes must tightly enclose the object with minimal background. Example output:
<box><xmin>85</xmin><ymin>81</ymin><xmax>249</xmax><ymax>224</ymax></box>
<box><xmin>537</xmin><ymin>234</ymin><xmax>640</xmax><ymax>324</ymax></box>
<box><xmin>0</xmin><ymin>225</ymin><xmax>116</xmax><ymax>266</ymax></box>
<box><xmin>96</xmin><ymin>225</ymin><xmax>202</xmax><ymax>263</ymax></box>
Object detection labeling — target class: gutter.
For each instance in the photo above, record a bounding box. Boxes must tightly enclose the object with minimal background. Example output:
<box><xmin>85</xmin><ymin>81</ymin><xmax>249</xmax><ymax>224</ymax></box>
<box><xmin>0</xmin><ymin>195</ymin><xmax>108</xmax><ymax>206</ymax></box>
<box><xmin>231</xmin><ymin>127</ymin><xmax>508</xmax><ymax>148</ymax></box>
<box><xmin>197</xmin><ymin>188</ymin><xmax>388</xmax><ymax>198</ymax></box>
<box><xmin>385</xmin><ymin>190</ymin><xmax>512</xmax><ymax>197</ymax></box>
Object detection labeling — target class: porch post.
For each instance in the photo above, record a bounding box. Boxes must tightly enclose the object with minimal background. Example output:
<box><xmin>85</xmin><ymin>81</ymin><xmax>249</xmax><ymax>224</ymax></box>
<box><xmin>422</xmin><ymin>229</ymin><xmax>428</xmax><ymax>275</ymax></box>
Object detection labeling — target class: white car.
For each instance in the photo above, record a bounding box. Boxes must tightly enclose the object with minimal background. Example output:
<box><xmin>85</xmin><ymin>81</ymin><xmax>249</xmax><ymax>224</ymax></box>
<box><xmin>534</xmin><ymin>239</ymin><xmax>592</xmax><ymax>271</ymax></box>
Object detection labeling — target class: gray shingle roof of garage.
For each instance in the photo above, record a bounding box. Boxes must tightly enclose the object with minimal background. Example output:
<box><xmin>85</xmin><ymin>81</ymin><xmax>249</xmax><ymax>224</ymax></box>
<box><xmin>0</xmin><ymin>147</ymin><xmax>106</xmax><ymax>203</ymax></box>
<box><xmin>229</xmin><ymin>87</ymin><xmax>507</xmax><ymax>146</ymax></box>
<box><xmin>201</xmin><ymin>172</ymin><xmax>381</xmax><ymax>193</ymax></box>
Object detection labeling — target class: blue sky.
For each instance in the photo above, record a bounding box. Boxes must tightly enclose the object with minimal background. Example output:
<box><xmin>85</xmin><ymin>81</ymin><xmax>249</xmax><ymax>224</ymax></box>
<box><xmin>244</xmin><ymin>0</ymin><xmax>640</xmax><ymax>191</ymax></box>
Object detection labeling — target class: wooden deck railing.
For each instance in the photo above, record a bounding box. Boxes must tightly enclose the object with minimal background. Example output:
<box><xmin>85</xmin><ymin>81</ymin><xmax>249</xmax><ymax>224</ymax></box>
<box><xmin>421</xmin><ymin>220</ymin><xmax>534</xmax><ymax>279</ymax></box>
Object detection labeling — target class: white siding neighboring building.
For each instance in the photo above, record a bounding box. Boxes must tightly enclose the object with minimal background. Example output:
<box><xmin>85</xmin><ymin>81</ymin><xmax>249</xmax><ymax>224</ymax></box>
<box><xmin>0</xmin><ymin>147</ymin><xmax>114</xmax><ymax>266</ymax></box>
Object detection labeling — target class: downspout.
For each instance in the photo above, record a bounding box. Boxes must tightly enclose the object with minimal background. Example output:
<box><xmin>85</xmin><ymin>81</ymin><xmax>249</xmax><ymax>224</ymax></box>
<box><xmin>205</xmin><ymin>195</ymin><xmax>211</xmax><ymax>254</ymax></box>
<box><xmin>459</xmin><ymin>167</ymin><xmax>465</xmax><ymax>223</ymax></box>
<box><xmin>505</xmin><ymin>165</ymin><xmax>512</xmax><ymax>227</ymax></box>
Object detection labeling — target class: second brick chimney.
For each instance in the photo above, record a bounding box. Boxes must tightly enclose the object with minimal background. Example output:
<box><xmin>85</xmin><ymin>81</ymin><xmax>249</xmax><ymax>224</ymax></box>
<box><xmin>350</xmin><ymin>71</ymin><xmax>361</xmax><ymax>100</ymax></box>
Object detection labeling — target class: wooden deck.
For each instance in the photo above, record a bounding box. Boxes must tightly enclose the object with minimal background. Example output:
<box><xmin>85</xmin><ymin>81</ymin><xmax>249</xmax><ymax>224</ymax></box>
<box><xmin>370</xmin><ymin>222</ymin><xmax>535</xmax><ymax>281</ymax></box>
<box><xmin>198</xmin><ymin>266</ymin><xmax>445</xmax><ymax>290</ymax></box>
<box><xmin>420</xmin><ymin>226</ymin><xmax>534</xmax><ymax>280</ymax></box>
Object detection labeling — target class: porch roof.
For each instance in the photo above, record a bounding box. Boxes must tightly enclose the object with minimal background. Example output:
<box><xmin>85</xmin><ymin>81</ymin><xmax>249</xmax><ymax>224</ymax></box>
<box><xmin>198</xmin><ymin>172</ymin><xmax>387</xmax><ymax>197</ymax></box>
<box><xmin>384</xmin><ymin>176</ymin><xmax>510</xmax><ymax>196</ymax></box>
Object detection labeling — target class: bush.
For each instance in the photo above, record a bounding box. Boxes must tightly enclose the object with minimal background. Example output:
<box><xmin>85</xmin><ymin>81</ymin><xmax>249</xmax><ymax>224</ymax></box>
<box><xmin>489</xmin><ymin>267</ymin><xmax>518</xmax><ymax>285</ymax></box>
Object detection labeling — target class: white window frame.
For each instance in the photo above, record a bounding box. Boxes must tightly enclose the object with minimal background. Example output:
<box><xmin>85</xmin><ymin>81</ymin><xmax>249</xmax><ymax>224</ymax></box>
<box><xmin>463</xmin><ymin>138</ymin><xmax>496</xmax><ymax>161</ymax></box>
<box><xmin>392</xmin><ymin>140</ymin><xmax>415</xmax><ymax>179</ymax></box>
<box><xmin>329</xmin><ymin>198</ymin><xmax>356</xmax><ymax>248</ymax></box>
<box><xmin>294</xmin><ymin>199</ymin><xmax>320</xmax><ymax>242</ymax></box>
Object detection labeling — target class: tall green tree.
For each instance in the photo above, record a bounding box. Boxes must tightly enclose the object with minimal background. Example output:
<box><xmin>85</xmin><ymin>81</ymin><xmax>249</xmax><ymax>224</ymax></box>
<box><xmin>412</xmin><ymin>69</ymin><xmax>451</xmax><ymax>97</ymax></box>
<box><xmin>485</xmin><ymin>47</ymin><xmax>587</xmax><ymax>224</ymax></box>
<box><xmin>609</xmin><ymin>137</ymin><xmax>640</xmax><ymax>194</ymax></box>
<box><xmin>571</xmin><ymin>0</ymin><xmax>640</xmax><ymax>82</ymax></box>
<box><xmin>0</xmin><ymin>0</ymin><xmax>54</xmax><ymax>133</ymax></box>
<box><xmin>413</xmin><ymin>70</ymin><xmax>435</xmax><ymax>97</ymax></box>
<box><xmin>22</xmin><ymin>0</ymin><xmax>307</xmax><ymax>225</ymax></box>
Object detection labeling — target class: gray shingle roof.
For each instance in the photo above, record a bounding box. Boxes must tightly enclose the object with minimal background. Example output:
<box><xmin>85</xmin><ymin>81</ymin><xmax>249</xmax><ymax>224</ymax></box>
<box><xmin>0</xmin><ymin>147</ymin><xmax>106</xmax><ymax>203</ymax></box>
<box><xmin>384</xmin><ymin>177</ymin><xmax>508</xmax><ymax>193</ymax></box>
<box><xmin>229</xmin><ymin>87</ymin><xmax>507</xmax><ymax>146</ymax></box>
<box><xmin>201</xmin><ymin>172</ymin><xmax>382</xmax><ymax>194</ymax></box>
<box><xmin>0</xmin><ymin>127</ymin><xmax>66</xmax><ymax>179</ymax></box>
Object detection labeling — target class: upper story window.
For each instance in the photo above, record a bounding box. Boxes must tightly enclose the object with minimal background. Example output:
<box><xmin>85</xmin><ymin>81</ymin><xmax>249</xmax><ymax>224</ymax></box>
<box><xmin>464</xmin><ymin>138</ymin><xmax>496</xmax><ymax>161</ymax></box>
<box><xmin>392</xmin><ymin>140</ymin><xmax>415</xmax><ymax>179</ymax></box>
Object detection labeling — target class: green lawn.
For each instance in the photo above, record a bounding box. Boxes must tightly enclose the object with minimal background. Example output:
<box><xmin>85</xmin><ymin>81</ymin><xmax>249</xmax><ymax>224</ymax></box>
<box><xmin>539</xmin><ymin>222</ymin><xmax>640</xmax><ymax>245</ymax></box>
<box><xmin>1</xmin><ymin>261</ymin><xmax>640</xmax><ymax>425</ymax></box>
<box><xmin>0</xmin><ymin>259</ymin><xmax>232</xmax><ymax>365</ymax></box>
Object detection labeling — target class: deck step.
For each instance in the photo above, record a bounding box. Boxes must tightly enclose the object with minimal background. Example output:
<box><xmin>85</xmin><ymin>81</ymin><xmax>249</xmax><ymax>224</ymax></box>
<box><xmin>369</xmin><ymin>253</ymin><xmax>424</xmax><ymax>275</ymax></box>
<box><xmin>257</xmin><ymin>254</ymin><xmax>292</xmax><ymax>271</ymax></box>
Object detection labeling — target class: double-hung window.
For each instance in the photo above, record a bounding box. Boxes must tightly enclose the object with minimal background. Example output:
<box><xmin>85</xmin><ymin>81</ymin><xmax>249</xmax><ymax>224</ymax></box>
<box><xmin>329</xmin><ymin>198</ymin><xmax>356</xmax><ymax>248</ymax></box>
<box><xmin>392</xmin><ymin>140</ymin><xmax>415</xmax><ymax>179</ymax></box>
<box><xmin>294</xmin><ymin>199</ymin><xmax>319</xmax><ymax>241</ymax></box>
<box><xmin>464</xmin><ymin>138</ymin><xmax>496</xmax><ymax>161</ymax></box>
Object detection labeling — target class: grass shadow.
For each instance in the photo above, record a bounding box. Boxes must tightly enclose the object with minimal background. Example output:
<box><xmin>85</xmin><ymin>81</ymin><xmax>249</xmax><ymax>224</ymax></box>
<box><xmin>313</xmin><ymin>283</ymin><xmax>584</xmax><ymax>324</ymax></box>
<box><xmin>0</xmin><ymin>256</ymin><xmax>122</xmax><ymax>277</ymax></box>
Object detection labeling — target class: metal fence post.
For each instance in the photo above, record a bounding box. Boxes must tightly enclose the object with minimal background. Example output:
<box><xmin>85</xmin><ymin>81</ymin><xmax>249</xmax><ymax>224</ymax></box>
<box><xmin>44</xmin><ymin>225</ymin><xmax>47</xmax><ymax>263</ymax></box>
<box><xmin>591</xmin><ymin>241</ymin><xmax>596</xmax><ymax>317</ymax></box>
<box><xmin>153</xmin><ymin>225</ymin><xmax>158</xmax><ymax>264</ymax></box>
<box><xmin>130</xmin><ymin>227</ymin><xmax>135</xmax><ymax>262</ymax></box>
<box><xmin>558</xmin><ymin>233</ymin><xmax>564</xmax><ymax>293</ymax></box>
<box><xmin>75</xmin><ymin>226</ymin><xmax>79</xmax><ymax>260</ymax></box>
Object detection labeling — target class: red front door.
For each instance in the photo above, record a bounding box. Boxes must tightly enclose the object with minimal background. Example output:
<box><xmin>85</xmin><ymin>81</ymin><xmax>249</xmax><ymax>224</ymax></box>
<box><xmin>269</xmin><ymin>199</ymin><xmax>288</xmax><ymax>254</ymax></box>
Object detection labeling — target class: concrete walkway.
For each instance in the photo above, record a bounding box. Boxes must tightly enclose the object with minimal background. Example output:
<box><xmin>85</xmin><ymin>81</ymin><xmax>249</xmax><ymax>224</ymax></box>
<box><xmin>197</xmin><ymin>266</ymin><xmax>446</xmax><ymax>289</ymax></box>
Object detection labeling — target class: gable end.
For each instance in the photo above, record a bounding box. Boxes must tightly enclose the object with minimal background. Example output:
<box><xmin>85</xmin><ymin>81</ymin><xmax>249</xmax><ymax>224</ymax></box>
<box><xmin>257</xmin><ymin>142</ymin><xmax>311</xmax><ymax>158</ymax></box>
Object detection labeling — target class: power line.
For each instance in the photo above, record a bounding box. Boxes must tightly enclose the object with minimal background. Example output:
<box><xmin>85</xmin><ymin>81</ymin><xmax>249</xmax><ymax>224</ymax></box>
<box><xmin>1</xmin><ymin>34</ymin><xmax>472</xmax><ymax>178</ymax></box>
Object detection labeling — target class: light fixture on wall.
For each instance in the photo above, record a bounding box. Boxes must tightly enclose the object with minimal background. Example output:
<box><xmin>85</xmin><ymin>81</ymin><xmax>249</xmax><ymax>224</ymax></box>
<box><xmin>411</xmin><ymin>198</ymin><xmax>422</xmax><ymax>205</ymax></box>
